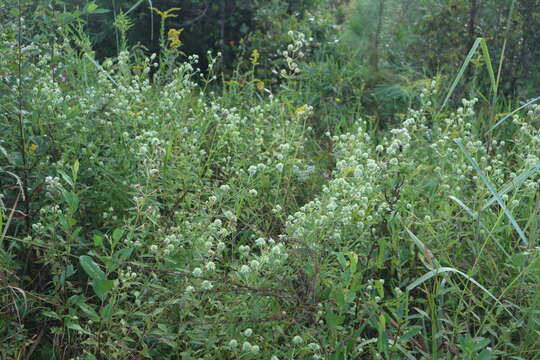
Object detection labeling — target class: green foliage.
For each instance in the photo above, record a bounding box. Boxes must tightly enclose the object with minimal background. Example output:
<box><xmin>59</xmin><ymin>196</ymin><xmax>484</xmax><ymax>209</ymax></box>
<box><xmin>1</xmin><ymin>0</ymin><xmax>540</xmax><ymax>359</ymax></box>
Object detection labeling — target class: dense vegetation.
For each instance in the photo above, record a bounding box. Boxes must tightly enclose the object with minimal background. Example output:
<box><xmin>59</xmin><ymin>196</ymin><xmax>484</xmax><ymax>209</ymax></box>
<box><xmin>1</xmin><ymin>0</ymin><xmax>539</xmax><ymax>359</ymax></box>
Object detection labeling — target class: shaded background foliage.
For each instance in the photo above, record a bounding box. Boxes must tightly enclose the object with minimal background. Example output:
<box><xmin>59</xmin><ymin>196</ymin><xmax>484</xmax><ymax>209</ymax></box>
<box><xmin>13</xmin><ymin>0</ymin><xmax>539</xmax><ymax>98</ymax></box>
<box><xmin>68</xmin><ymin>0</ymin><xmax>320</xmax><ymax>70</ymax></box>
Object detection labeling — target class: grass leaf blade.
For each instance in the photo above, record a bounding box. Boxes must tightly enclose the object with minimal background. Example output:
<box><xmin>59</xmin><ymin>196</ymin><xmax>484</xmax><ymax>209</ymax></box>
<box><xmin>454</xmin><ymin>139</ymin><xmax>528</xmax><ymax>246</ymax></box>
<box><xmin>482</xmin><ymin>161</ymin><xmax>540</xmax><ymax>210</ymax></box>
<box><xmin>439</xmin><ymin>38</ymin><xmax>483</xmax><ymax>113</ymax></box>
<box><xmin>487</xmin><ymin>95</ymin><xmax>540</xmax><ymax>133</ymax></box>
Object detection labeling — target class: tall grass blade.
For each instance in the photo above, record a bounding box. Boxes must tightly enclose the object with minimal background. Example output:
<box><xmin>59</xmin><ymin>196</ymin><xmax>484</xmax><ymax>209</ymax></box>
<box><xmin>439</xmin><ymin>38</ymin><xmax>483</xmax><ymax>113</ymax></box>
<box><xmin>448</xmin><ymin>195</ymin><xmax>478</xmax><ymax>219</ymax></box>
<box><xmin>406</xmin><ymin>266</ymin><xmax>515</xmax><ymax>319</ymax></box>
<box><xmin>496</xmin><ymin>0</ymin><xmax>516</xmax><ymax>92</ymax></box>
<box><xmin>482</xmin><ymin>161</ymin><xmax>540</xmax><ymax>210</ymax></box>
<box><xmin>479</xmin><ymin>40</ymin><xmax>496</xmax><ymax>95</ymax></box>
<box><xmin>83</xmin><ymin>53</ymin><xmax>118</xmax><ymax>86</ymax></box>
<box><xmin>125</xmin><ymin>0</ymin><xmax>145</xmax><ymax>14</ymax></box>
<box><xmin>449</xmin><ymin>195</ymin><xmax>511</xmax><ymax>258</ymax></box>
<box><xmin>487</xmin><ymin>95</ymin><xmax>540</xmax><ymax>133</ymax></box>
<box><xmin>125</xmin><ymin>0</ymin><xmax>154</xmax><ymax>40</ymax></box>
<box><xmin>454</xmin><ymin>139</ymin><xmax>528</xmax><ymax>246</ymax></box>
<box><xmin>405</xmin><ymin>228</ymin><xmax>440</xmax><ymax>268</ymax></box>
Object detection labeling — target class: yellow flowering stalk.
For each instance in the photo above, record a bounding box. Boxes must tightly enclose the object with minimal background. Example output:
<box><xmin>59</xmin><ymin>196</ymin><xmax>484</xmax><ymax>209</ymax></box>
<box><xmin>250</xmin><ymin>49</ymin><xmax>260</xmax><ymax>66</ymax></box>
<box><xmin>151</xmin><ymin>7</ymin><xmax>182</xmax><ymax>50</ymax></box>
<box><xmin>151</xmin><ymin>7</ymin><xmax>181</xmax><ymax>20</ymax></box>
<box><xmin>167</xmin><ymin>28</ymin><xmax>183</xmax><ymax>48</ymax></box>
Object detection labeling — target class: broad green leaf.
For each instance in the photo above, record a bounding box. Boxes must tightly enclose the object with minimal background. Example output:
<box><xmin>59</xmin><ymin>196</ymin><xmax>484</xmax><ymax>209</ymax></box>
<box><xmin>79</xmin><ymin>255</ymin><xmax>105</xmax><ymax>280</ymax></box>
<box><xmin>93</xmin><ymin>234</ymin><xmax>104</xmax><ymax>248</ymax></box>
<box><xmin>111</xmin><ymin>228</ymin><xmax>124</xmax><ymax>248</ymax></box>
<box><xmin>78</xmin><ymin>303</ymin><xmax>100</xmax><ymax>322</ymax></box>
<box><xmin>92</xmin><ymin>279</ymin><xmax>114</xmax><ymax>301</ymax></box>
<box><xmin>86</xmin><ymin>3</ymin><xmax>98</xmax><ymax>12</ymax></box>
<box><xmin>66</xmin><ymin>320</ymin><xmax>92</xmax><ymax>335</ymax></box>
<box><xmin>101</xmin><ymin>301</ymin><xmax>115</xmax><ymax>322</ymax></box>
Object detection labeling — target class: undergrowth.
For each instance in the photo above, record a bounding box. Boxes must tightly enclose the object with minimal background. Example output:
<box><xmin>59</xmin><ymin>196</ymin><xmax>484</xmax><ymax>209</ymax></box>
<box><xmin>1</xmin><ymin>1</ymin><xmax>539</xmax><ymax>359</ymax></box>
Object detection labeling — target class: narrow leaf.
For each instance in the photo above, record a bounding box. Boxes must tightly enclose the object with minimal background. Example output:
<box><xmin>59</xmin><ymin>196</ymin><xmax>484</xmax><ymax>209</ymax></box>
<box><xmin>454</xmin><ymin>139</ymin><xmax>528</xmax><ymax>246</ymax></box>
<box><xmin>439</xmin><ymin>38</ymin><xmax>483</xmax><ymax>113</ymax></box>
<box><xmin>482</xmin><ymin>161</ymin><xmax>540</xmax><ymax>210</ymax></box>
<box><xmin>83</xmin><ymin>53</ymin><xmax>118</xmax><ymax>86</ymax></box>
<box><xmin>406</xmin><ymin>267</ymin><xmax>514</xmax><ymax>319</ymax></box>
<box><xmin>488</xmin><ymin>95</ymin><xmax>540</xmax><ymax>133</ymax></box>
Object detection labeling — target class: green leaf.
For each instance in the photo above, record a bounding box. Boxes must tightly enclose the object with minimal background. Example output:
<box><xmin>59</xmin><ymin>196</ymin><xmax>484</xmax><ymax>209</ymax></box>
<box><xmin>439</xmin><ymin>38</ymin><xmax>483</xmax><ymax>113</ymax></box>
<box><xmin>101</xmin><ymin>301</ymin><xmax>115</xmax><ymax>322</ymax></box>
<box><xmin>479</xmin><ymin>40</ymin><xmax>496</xmax><ymax>95</ymax></box>
<box><xmin>488</xmin><ymin>95</ymin><xmax>540</xmax><ymax>133</ymax></box>
<box><xmin>400</xmin><ymin>327</ymin><xmax>422</xmax><ymax>342</ymax></box>
<box><xmin>406</xmin><ymin>266</ymin><xmax>514</xmax><ymax>319</ymax></box>
<box><xmin>482</xmin><ymin>161</ymin><xmax>540</xmax><ymax>210</ymax></box>
<box><xmin>478</xmin><ymin>349</ymin><xmax>495</xmax><ymax>360</ymax></box>
<box><xmin>58</xmin><ymin>170</ymin><xmax>73</xmax><ymax>188</ymax></box>
<box><xmin>42</xmin><ymin>311</ymin><xmax>61</xmax><ymax>320</ymax></box>
<box><xmin>59</xmin><ymin>264</ymin><xmax>75</xmax><ymax>286</ymax></box>
<box><xmin>78</xmin><ymin>303</ymin><xmax>100</xmax><ymax>322</ymax></box>
<box><xmin>66</xmin><ymin>320</ymin><xmax>92</xmax><ymax>335</ymax></box>
<box><xmin>92</xmin><ymin>279</ymin><xmax>114</xmax><ymax>301</ymax></box>
<box><xmin>91</xmin><ymin>8</ymin><xmax>110</xmax><ymax>14</ymax></box>
<box><xmin>114</xmin><ymin>247</ymin><xmax>133</xmax><ymax>263</ymax></box>
<box><xmin>326</xmin><ymin>311</ymin><xmax>344</xmax><ymax>330</ymax></box>
<box><xmin>72</xmin><ymin>160</ymin><xmax>80</xmax><ymax>183</ymax></box>
<box><xmin>93</xmin><ymin>234</ymin><xmax>104</xmax><ymax>248</ymax></box>
<box><xmin>111</xmin><ymin>228</ymin><xmax>124</xmax><ymax>248</ymax></box>
<box><xmin>87</xmin><ymin>3</ymin><xmax>98</xmax><ymax>12</ymax></box>
<box><xmin>455</xmin><ymin>139</ymin><xmax>528</xmax><ymax>246</ymax></box>
<box><xmin>79</xmin><ymin>255</ymin><xmax>105</xmax><ymax>280</ymax></box>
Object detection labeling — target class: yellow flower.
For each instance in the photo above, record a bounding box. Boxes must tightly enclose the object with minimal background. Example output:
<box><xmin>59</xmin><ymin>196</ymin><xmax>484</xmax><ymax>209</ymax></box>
<box><xmin>250</xmin><ymin>49</ymin><xmax>260</xmax><ymax>66</ymax></box>
<box><xmin>335</xmin><ymin>97</ymin><xmax>341</xmax><ymax>103</ymax></box>
<box><xmin>295</xmin><ymin>105</ymin><xmax>307</xmax><ymax>116</ymax></box>
<box><xmin>151</xmin><ymin>7</ymin><xmax>181</xmax><ymax>20</ymax></box>
<box><xmin>256</xmin><ymin>81</ymin><xmax>265</xmax><ymax>91</ymax></box>
<box><xmin>29</xmin><ymin>144</ymin><xmax>38</xmax><ymax>153</ymax></box>
<box><xmin>167</xmin><ymin>28</ymin><xmax>183</xmax><ymax>48</ymax></box>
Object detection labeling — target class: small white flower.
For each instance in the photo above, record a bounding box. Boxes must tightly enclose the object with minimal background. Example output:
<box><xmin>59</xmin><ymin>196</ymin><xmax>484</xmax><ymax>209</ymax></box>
<box><xmin>185</xmin><ymin>285</ymin><xmax>195</xmax><ymax>294</ymax></box>
<box><xmin>244</xmin><ymin>328</ymin><xmax>253</xmax><ymax>337</ymax></box>
<box><xmin>192</xmin><ymin>268</ymin><xmax>203</xmax><ymax>277</ymax></box>
<box><xmin>205</xmin><ymin>261</ymin><xmax>216</xmax><ymax>272</ymax></box>
<box><xmin>201</xmin><ymin>280</ymin><xmax>213</xmax><ymax>290</ymax></box>
<box><xmin>293</xmin><ymin>336</ymin><xmax>303</xmax><ymax>345</ymax></box>
<box><xmin>242</xmin><ymin>341</ymin><xmax>251</xmax><ymax>351</ymax></box>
